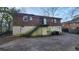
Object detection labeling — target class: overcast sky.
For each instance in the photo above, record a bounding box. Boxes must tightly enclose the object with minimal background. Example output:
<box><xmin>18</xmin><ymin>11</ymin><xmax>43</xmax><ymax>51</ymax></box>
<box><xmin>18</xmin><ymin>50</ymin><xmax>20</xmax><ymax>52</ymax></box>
<box><xmin>17</xmin><ymin>7</ymin><xmax>79</xmax><ymax>22</ymax></box>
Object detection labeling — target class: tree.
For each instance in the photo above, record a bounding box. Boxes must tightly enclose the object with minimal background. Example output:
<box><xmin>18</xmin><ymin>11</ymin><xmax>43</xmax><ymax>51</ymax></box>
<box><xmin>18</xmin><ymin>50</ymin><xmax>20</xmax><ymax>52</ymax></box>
<box><xmin>41</xmin><ymin>7</ymin><xmax>50</xmax><ymax>16</ymax></box>
<box><xmin>68</xmin><ymin>7</ymin><xmax>79</xmax><ymax>19</ymax></box>
<box><xmin>50</xmin><ymin>7</ymin><xmax>59</xmax><ymax>16</ymax></box>
<box><xmin>40</xmin><ymin>7</ymin><xmax>59</xmax><ymax>16</ymax></box>
<box><xmin>0</xmin><ymin>7</ymin><xmax>20</xmax><ymax>32</ymax></box>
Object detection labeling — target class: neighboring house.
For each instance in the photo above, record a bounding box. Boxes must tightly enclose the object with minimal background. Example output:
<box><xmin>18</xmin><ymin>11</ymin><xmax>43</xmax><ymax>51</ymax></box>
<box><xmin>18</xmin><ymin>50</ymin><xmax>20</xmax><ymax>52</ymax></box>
<box><xmin>13</xmin><ymin>13</ymin><xmax>62</xmax><ymax>36</ymax></box>
<box><xmin>62</xmin><ymin>15</ymin><xmax>79</xmax><ymax>33</ymax></box>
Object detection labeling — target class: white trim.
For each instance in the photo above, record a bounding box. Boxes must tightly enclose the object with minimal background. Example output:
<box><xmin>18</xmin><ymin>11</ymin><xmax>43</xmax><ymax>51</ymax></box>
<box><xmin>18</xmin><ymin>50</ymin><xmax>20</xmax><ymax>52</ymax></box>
<box><xmin>23</xmin><ymin>16</ymin><xmax>28</xmax><ymax>22</ymax></box>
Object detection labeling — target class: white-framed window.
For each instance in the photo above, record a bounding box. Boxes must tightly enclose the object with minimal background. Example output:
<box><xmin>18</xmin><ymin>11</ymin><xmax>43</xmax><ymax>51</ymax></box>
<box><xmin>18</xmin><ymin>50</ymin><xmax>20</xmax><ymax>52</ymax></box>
<box><xmin>23</xmin><ymin>16</ymin><xmax>29</xmax><ymax>22</ymax></box>
<box><xmin>23</xmin><ymin>16</ymin><xmax>32</xmax><ymax>21</ymax></box>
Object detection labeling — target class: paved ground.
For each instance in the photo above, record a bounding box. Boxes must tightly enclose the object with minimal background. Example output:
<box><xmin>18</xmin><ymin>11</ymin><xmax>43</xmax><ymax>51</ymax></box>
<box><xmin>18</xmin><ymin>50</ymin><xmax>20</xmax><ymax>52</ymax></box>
<box><xmin>0</xmin><ymin>33</ymin><xmax>79</xmax><ymax>51</ymax></box>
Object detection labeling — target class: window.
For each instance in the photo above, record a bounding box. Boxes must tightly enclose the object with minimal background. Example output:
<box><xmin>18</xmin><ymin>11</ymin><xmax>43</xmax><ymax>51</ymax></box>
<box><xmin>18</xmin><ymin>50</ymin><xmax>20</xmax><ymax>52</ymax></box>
<box><xmin>39</xmin><ymin>17</ymin><xmax>47</xmax><ymax>25</ymax></box>
<box><xmin>23</xmin><ymin>16</ymin><xmax>32</xmax><ymax>21</ymax></box>
<box><xmin>23</xmin><ymin>16</ymin><xmax>28</xmax><ymax>22</ymax></box>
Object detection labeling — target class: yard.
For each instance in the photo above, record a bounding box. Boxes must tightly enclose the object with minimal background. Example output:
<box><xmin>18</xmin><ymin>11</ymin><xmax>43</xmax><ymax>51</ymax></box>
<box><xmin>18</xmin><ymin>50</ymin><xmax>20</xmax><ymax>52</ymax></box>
<box><xmin>0</xmin><ymin>33</ymin><xmax>79</xmax><ymax>51</ymax></box>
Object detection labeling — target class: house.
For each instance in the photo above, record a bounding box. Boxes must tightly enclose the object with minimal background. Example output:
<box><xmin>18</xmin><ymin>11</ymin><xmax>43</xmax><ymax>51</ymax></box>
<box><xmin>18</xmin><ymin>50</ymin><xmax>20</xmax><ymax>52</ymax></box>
<box><xmin>13</xmin><ymin>13</ymin><xmax>62</xmax><ymax>36</ymax></box>
<box><xmin>62</xmin><ymin>15</ymin><xmax>79</xmax><ymax>33</ymax></box>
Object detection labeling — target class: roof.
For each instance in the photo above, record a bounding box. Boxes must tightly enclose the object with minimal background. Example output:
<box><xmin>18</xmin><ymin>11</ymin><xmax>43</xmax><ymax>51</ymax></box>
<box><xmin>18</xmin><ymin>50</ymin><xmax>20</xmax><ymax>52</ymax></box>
<box><xmin>63</xmin><ymin>20</ymin><xmax>79</xmax><ymax>24</ymax></box>
<box><xmin>15</xmin><ymin>13</ymin><xmax>62</xmax><ymax>20</ymax></box>
<box><xmin>62</xmin><ymin>15</ymin><xmax>79</xmax><ymax>24</ymax></box>
<box><xmin>73</xmin><ymin>15</ymin><xmax>79</xmax><ymax>18</ymax></box>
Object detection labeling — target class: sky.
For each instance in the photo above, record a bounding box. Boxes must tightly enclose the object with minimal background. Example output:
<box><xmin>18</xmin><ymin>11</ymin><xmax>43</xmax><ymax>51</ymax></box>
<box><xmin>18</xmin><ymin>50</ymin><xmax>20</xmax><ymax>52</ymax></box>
<box><xmin>17</xmin><ymin>7</ymin><xmax>79</xmax><ymax>22</ymax></box>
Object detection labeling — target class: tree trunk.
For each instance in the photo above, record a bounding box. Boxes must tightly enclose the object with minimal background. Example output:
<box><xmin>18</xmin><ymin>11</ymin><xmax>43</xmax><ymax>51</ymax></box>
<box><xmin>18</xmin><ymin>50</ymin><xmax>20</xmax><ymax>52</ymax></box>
<box><xmin>7</xmin><ymin>21</ymin><xmax>11</xmax><ymax>31</ymax></box>
<box><xmin>0</xmin><ymin>20</ymin><xmax>3</xmax><ymax>33</ymax></box>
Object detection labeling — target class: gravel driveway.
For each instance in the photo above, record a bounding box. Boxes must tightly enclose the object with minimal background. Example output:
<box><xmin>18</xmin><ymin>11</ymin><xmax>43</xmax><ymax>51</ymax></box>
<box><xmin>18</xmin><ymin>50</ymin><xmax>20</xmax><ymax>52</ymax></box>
<box><xmin>0</xmin><ymin>33</ymin><xmax>79</xmax><ymax>51</ymax></box>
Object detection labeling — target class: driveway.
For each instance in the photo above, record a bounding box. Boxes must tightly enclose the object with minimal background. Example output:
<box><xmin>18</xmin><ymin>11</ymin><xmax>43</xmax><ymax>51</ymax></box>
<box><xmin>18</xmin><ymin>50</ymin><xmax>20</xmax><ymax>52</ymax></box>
<box><xmin>0</xmin><ymin>33</ymin><xmax>79</xmax><ymax>51</ymax></box>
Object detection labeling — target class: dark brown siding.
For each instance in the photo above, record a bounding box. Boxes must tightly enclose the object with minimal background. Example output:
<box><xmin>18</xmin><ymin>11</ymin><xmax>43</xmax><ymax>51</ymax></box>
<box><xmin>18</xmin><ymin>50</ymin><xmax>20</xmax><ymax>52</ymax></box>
<box><xmin>13</xmin><ymin>13</ymin><xmax>61</xmax><ymax>26</ymax></box>
<box><xmin>13</xmin><ymin>14</ymin><xmax>23</xmax><ymax>26</ymax></box>
<box><xmin>48</xmin><ymin>18</ymin><xmax>61</xmax><ymax>26</ymax></box>
<box><xmin>13</xmin><ymin>14</ymin><xmax>40</xmax><ymax>26</ymax></box>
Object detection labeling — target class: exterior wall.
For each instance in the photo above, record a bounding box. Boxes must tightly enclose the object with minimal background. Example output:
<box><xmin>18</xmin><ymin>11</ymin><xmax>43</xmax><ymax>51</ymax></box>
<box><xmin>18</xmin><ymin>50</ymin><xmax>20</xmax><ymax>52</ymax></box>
<box><xmin>13</xmin><ymin>13</ymin><xmax>62</xmax><ymax>36</ymax></box>
<box><xmin>13</xmin><ymin>26</ymin><xmax>35</xmax><ymax>35</ymax></box>
<box><xmin>62</xmin><ymin>22</ymin><xmax>79</xmax><ymax>29</ymax></box>
<box><xmin>51</xmin><ymin>26</ymin><xmax>62</xmax><ymax>32</ymax></box>
<box><xmin>13</xmin><ymin>26</ymin><xmax>62</xmax><ymax>36</ymax></box>
<box><xmin>62</xmin><ymin>23</ymin><xmax>70</xmax><ymax>29</ymax></box>
<box><xmin>13</xmin><ymin>14</ymin><xmax>41</xmax><ymax>26</ymax></box>
<box><xmin>13</xmin><ymin>13</ymin><xmax>61</xmax><ymax>26</ymax></box>
<box><xmin>69</xmin><ymin>23</ymin><xmax>79</xmax><ymax>29</ymax></box>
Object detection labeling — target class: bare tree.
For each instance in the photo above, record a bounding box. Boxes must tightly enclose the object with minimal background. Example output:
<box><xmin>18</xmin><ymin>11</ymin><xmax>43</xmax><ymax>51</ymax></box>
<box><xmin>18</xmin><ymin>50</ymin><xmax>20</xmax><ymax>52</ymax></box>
<box><xmin>19</xmin><ymin>7</ymin><xmax>27</xmax><ymax>13</ymax></box>
<box><xmin>68</xmin><ymin>7</ymin><xmax>79</xmax><ymax>19</ymax></box>
<box><xmin>40</xmin><ymin>7</ymin><xmax>59</xmax><ymax>16</ymax></box>
<box><xmin>40</xmin><ymin>7</ymin><xmax>50</xmax><ymax>16</ymax></box>
<box><xmin>50</xmin><ymin>7</ymin><xmax>59</xmax><ymax>16</ymax></box>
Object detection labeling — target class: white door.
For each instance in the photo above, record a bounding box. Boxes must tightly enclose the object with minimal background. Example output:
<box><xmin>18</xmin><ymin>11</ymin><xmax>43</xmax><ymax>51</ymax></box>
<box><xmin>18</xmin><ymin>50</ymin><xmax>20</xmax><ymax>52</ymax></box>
<box><xmin>43</xmin><ymin>18</ymin><xmax>47</xmax><ymax>25</ymax></box>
